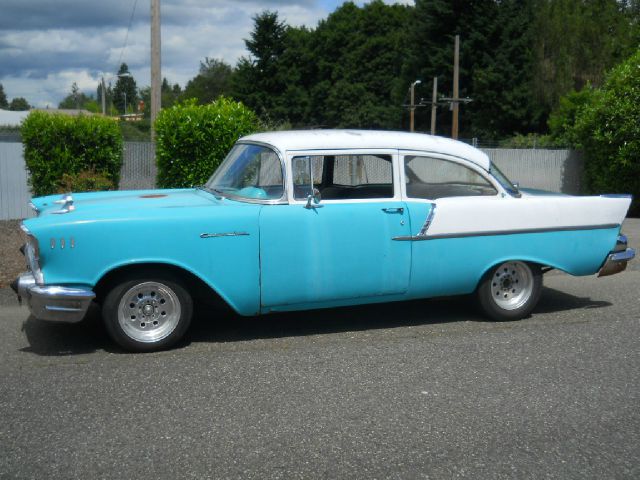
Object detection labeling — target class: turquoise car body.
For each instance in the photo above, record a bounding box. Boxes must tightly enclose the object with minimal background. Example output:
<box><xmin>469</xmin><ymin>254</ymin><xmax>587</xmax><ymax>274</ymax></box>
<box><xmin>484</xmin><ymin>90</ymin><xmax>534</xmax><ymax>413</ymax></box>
<box><xmin>15</xmin><ymin>130</ymin><xmax>634</xmax><ymax>323</ymax></box>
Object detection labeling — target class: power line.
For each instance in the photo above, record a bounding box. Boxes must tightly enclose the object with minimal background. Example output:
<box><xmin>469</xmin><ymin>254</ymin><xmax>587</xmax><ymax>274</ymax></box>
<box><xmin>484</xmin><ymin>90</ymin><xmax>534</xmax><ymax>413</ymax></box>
<box><xmin>116</xmin><ymin>0</ymin><xmax>140</xmax><ymax>72</ymax></box>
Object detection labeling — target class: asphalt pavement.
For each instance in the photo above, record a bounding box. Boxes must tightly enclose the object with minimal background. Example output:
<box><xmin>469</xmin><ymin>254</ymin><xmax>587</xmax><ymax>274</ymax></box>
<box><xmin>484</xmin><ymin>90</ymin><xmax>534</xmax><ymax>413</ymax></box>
<box><xmin>0</xmin><ymin>220</ymin><xmax>638</xmax><ymax>479</ymax></box>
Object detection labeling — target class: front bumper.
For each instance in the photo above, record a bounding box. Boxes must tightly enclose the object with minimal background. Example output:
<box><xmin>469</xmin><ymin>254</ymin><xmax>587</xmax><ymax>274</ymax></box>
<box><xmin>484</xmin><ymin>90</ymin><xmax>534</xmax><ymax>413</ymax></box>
<box><xmin>11</xmin><ymin>272</ymin><xmax>95</xmax><ymax>323</ymax></box>
<box><xmin>598</xmin><ymin>234</ymin><xmax>635</xmax><ymax>277</ymax></box>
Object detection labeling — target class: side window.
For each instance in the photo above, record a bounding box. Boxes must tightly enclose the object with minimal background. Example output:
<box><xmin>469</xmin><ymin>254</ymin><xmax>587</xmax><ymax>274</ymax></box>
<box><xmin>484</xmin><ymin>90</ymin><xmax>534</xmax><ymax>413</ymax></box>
<box><xmin>292</xmin><ymin>156</ymin><xmax>324</xmax><ymax>199</ymax></box>
<box><xmin>293</xmin><ymin>154</ymin><xmax>393</xmax><ymax>200</ymax></box>
<box><xmin>404</xmin><ymin>155</ymin><xmax>497</xmax><ymax>199</ymax></box>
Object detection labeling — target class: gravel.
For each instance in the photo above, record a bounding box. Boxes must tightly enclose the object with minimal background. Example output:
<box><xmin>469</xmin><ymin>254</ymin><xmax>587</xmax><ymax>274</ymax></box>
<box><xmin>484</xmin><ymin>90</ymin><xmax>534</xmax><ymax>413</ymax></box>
<box><xmin>0</xmin><ymin>220</ymin><xmax>24</xmax><ymax>288</ymax></box>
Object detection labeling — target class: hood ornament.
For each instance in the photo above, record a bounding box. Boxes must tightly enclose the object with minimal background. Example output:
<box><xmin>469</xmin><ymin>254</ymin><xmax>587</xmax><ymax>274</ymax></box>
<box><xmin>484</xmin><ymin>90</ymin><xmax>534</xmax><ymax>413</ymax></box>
<box><xmin>52</xmin><ymin>193</ymin><xmax>75</xmax><ymax>214</ymax></box>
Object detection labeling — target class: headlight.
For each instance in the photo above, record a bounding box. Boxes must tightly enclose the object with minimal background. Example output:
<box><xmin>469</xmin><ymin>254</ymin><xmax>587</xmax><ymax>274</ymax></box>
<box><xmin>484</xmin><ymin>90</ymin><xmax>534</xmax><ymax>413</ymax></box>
<box><xmin>20</xmin><ymin>224</ymin><xmax>44</xmax><ymax>284</ymax></box>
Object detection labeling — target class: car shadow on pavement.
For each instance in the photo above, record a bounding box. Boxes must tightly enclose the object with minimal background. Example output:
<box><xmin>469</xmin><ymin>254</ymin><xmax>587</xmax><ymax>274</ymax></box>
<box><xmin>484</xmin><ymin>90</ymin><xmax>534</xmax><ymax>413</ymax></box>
<box><xmin>186</xmin><ymin>285</ymin><xmax>612</xmax><ymax>346</ymax></box>
<box><xmin>18</xmin><ymin>286</ymin><xmax>613</xmax><ymax>355</ymax></box>
<box><xmin>186</xmin><ymin>296</ymin><xmax>478</xmax><ymax>346</ymax></box>
<box><xmin>535</xmin><ymin>286</ymin><xmax>612</xmax><ymax>314</ymax></box>
<box><xmin>19</xmin><ymin>304</ymin><xmax>113</xmax><ymax>356</ymax></box>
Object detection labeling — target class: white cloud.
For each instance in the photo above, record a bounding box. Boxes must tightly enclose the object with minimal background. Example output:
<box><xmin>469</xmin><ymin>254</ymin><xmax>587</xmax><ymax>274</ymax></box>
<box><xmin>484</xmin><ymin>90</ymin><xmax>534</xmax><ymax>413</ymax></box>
<box><xmin>0</xmin><ymin>1</ymin><xmax>402</xmax><ymax>107</ymax></box>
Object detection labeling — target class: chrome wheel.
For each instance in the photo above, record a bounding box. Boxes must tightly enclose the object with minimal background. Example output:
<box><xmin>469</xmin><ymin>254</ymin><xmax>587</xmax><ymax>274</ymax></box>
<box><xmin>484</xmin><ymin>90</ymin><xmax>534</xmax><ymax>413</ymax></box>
<box><xmin>490</xmin><ymin>261</ymin><xmax>534</xmax><ymax>311</ymax></box>
<box><xmin>117</xmin><ymin>281</ymin><xmax>181</xmax><ymax>343</ymax></box>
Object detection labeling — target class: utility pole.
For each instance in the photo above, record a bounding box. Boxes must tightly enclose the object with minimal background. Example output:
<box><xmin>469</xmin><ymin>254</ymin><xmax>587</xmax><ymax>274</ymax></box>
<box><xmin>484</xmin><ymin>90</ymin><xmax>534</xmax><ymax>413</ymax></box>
<box><xmin>409</xmin><ymin>80</ymin><xmax>421</xmax><ymax>132</ymax></box>
<box><xmin>430</xmin><ymin>76</ymin><xmax>438</xmax><ymax>135</ymax></box>
<box><xmin>452</xmin><ymin>34</ymin><xmax>460</xmax><ymax>139</ymax></box>
<box><xmin>101</xmin><ymin>77</ymin><xmax>106</xmax><ymax>115</ymax></box>
<box><xmin>150</xmin><ymin>0</ymin><xmax>161</xmax><ymax>140</ymax></box>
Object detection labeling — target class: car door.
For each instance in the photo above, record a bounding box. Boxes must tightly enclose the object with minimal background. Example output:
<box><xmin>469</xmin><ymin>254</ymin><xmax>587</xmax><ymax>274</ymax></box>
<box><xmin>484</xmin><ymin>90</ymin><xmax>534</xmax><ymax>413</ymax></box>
<box><xmin>259</xmin><ymin>150</ymin><xmax>412</xmax><ymax>311</ymax></box>
<box><xmin>400</xmin><ymin>151</ymin><xmax>507</xmax><ymax>298</ymax></box>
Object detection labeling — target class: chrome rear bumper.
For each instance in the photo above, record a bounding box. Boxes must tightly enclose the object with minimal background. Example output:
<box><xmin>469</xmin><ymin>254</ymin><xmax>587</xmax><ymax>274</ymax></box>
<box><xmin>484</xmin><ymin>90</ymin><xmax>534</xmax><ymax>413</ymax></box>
<box><xmin>12</xmin><ymin>272</ymin><xmax>95</xmax><ymax>323</ymax></box>
<box><xmin>598</xmin><ymin>234</ymin><xmax>635</xmax><ymax>277</ymax></box>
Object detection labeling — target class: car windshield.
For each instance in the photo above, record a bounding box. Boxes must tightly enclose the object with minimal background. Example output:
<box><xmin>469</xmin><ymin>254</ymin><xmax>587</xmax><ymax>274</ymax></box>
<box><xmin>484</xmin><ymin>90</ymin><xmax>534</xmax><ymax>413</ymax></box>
<box><xmin>205</xmin><ymin>143</ymin><xmax>284</xmax><ymax>201</ymax></box>
<box><xmin>489</xmin><ymin>163</ymin><xmax>520</xmax><ymax>197</ymax></box>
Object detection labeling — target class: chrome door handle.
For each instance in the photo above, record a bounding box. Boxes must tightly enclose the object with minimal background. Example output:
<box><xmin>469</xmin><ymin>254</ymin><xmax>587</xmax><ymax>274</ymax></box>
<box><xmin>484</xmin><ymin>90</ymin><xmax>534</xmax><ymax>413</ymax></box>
<box><xmin>382</xmin><ymin>207</ymin><xmax>404</xmax><ymax>214</ymax></box>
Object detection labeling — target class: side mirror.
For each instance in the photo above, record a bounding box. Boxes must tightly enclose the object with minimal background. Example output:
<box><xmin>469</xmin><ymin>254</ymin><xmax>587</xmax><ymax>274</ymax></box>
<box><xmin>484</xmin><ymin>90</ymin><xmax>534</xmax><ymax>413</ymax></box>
<box><xmin>305</xmin><ymin>188</ymin><xmax>323</xmax><ymax>209</ymax></box>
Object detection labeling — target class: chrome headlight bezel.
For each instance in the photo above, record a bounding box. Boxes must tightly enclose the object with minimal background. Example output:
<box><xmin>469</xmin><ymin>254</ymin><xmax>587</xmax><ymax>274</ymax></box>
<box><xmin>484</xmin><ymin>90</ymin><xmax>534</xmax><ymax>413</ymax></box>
<box><xmin>20</xmin><ymin>224</ymin><xmax>44</xmax><ymax>284</ymax></box>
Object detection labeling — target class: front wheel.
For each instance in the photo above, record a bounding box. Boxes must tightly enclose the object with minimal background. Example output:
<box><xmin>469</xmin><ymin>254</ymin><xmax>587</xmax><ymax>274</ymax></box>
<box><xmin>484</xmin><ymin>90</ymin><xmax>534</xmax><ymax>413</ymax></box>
<box><xmin>476</xmin><ymin>261</ymin><xmax>542</xmax><ymax>321</ymax></box>
<box><xmin>102</xmin><ymin>273</ymin><xmax>193</xmax><ymax>352</ymax></box>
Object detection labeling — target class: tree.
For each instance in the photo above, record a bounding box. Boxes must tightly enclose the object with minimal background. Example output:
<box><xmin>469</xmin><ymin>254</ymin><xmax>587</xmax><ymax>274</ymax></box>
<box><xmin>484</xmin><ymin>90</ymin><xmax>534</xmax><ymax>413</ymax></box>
<box><xmin>532</xmin><ymin>0</ymin><xmax>639</xmax><ymax>116</ymax></box>
<box><xmin>161</xmin><ymin>78</ymin><xmax>182</xmax><ymax>109</ymax></box>
<box><xmin>9</xmin><ymin>97</ymin><xmax>30</xmax><ymax>111</ymax></box>
<box><xmin>59</xmin><ymin>82</ymin><xmax>93</xmax><ymax>110</ymax></box>
<box><xmin>112</xmin><ymin>63</ymin><xmax>138</xmax><ymax>114</ymax></box>
<box><xmin>308</xmin><ymin>1</ymin><xmax>413</xmax><ymax>129</ymax></box>
<box><xmin>467</xmin><ymin>0</ymin><xmax>546</xmax><ymax>138</ymax></box>
<box><xmin>233</xmin><ymin>11</ymin><xmax>288</xmax><ymax>118</ymax></box>
<box><xmin>547</xmin><ymin>87</ymin><xmax>595</xmax><ymax>146</ymax></box>
<box><xmin>0</xmin><ymin>83</ymin><xmax>8</xmax><ymax>109</ymax></box>
<box><xmin>182</xmin><ymin>58</ymin><xmax>233</xmax><ymax>105</ymax></box>
<box><xmin>139</xmin><ymin>78</ymin><xmax>182</xmax><ymax>117</ymax></box>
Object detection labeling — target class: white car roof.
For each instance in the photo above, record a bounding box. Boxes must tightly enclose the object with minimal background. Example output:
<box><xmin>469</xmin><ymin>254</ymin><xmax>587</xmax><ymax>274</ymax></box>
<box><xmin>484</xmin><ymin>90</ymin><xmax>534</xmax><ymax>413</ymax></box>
<box><xmin>240</xmin><ymin>129</ymin><xmax>491</xmax><ymax>170</ymax></box>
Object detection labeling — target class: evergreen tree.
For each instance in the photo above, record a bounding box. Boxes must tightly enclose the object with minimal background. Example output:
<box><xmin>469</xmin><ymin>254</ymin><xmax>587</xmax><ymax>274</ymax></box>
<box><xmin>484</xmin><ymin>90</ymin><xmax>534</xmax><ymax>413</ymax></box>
<box><xmin>532</xmin><ymin>0</ymin><xmax>639</xmax><ymax>115</ymax></box>
<box><xmin>468</xmin><ymin>0</ymin><xmax>544</xmax><ymax>139</ymax></box>
<box><xmin>0</xmin><ymin>83</ymin><xmax>8</xmax><ymax>109</ymax></box>
<box><xmin>112</xmin><ymin>63</ymin><xmax>138</xmax><ymax>114</ymax></box>
<box><xmin>182</xmin><ymin>58</ymin><xmax>233</xmax><ymax>104</ymax></box>
<box><xmin>9</xmin><ymin>97</ymin><xmax>30</xmax><ymax>111</ymax></box>
<box><xmin>308</xmin><ymin>1</ymin><xmax>412</xmax><ymax>128</ymax></box>
<box><xmin>233</xmin><ymin>11</ymin><xmax>288</xmax><ymax>118</ymax></box>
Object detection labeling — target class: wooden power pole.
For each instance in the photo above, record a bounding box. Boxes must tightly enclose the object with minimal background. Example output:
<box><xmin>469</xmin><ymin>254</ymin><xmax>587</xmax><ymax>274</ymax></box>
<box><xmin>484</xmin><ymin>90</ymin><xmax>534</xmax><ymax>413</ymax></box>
<box><xmin>452</xmin><ymin>34</ymin><xmax>460</xmax><ymax>140</ymax></box>
<box><xmin>150</xmin><ymin>0</ymin><xmax>161</xmax><ymax>140</ymax></box>
<box><xmin>409</xmin><ymin>80</ymin><xmax>421</xmax><ymax>132</ymax></box>
<box><xmin>430</xmin><ymin>76</ymin><xmax>438</xmax><ymax>135</ymax></box>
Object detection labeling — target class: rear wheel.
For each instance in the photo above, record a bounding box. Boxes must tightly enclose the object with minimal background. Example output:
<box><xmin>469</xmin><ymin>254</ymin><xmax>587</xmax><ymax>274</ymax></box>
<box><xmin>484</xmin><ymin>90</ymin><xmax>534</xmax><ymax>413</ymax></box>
<box><xmin>477</xmin><ymin>261</ymin><xmax>542</xmax><ymax>321</ymax></box>
<box><xmin>102</xmin><ymin>273</ymin><xmax>193</xmax><ymax>352</ymax></box>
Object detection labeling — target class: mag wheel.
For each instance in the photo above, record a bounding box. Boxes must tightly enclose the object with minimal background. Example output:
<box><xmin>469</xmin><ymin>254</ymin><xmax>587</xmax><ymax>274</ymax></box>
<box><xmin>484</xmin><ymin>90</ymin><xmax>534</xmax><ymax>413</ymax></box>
<box><xmin>477</xmin><ymin>261</ymin><xmax>542</xmax><ymax>321</ymax></box>
<box><xmin>102</xmin><ymin>273</ymin><xmax>192</xmax><ymax>352</ymax></box>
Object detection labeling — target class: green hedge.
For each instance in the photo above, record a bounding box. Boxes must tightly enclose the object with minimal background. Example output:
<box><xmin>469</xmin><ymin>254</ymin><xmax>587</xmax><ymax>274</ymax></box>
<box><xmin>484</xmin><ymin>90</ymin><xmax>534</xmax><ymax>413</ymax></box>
<box><xmin>574</xmin><ymin>50</ymin><xmax>640</xmax><ymax>216</ymax></box>
<box><xmin>155</xmin><ymin>97</ymin><xmax>259</xmax><ymax>188</ymax></box>
<box><xmin>22</xmin><ymin>111</ymin><xmax>123</xmax><ymax>196</ymax></box>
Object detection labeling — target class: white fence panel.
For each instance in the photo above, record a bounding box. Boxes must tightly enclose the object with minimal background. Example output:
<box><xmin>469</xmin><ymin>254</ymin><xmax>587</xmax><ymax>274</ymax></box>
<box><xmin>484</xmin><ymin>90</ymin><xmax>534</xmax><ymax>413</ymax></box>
<box><xmin>482</xmin><ymin>149</ymin><xmax>583</xmax><ymax>195</ymax></box>
<box><xmin>0</xmin><ymin>143</ymin><xmax>32</xmax><ymax>220</ymax></box>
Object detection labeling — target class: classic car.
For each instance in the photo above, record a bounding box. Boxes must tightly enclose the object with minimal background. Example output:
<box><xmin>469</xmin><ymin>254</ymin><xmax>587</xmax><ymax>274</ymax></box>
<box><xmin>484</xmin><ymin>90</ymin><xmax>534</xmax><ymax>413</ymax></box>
<box><xmin>12</xmin><ymin>130</ymin><xmax>635</xmax><ymax>352</ymax></box>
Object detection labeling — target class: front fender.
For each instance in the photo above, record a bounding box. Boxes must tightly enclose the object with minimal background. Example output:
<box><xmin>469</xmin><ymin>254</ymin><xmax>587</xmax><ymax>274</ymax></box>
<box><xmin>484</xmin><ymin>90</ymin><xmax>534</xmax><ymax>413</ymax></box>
<box><xmin>30</xmin><ymin>204</ymin><xmax>263</xmax><ymax>316</ymax></box>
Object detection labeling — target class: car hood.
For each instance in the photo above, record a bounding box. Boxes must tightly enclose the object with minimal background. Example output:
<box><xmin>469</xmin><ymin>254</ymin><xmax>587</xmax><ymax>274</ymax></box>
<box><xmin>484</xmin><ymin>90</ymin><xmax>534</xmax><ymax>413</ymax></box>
<box><xmin>29</xmin><ymin>188</ymin><xmax>224</xmax><ymax>218</ymax></box>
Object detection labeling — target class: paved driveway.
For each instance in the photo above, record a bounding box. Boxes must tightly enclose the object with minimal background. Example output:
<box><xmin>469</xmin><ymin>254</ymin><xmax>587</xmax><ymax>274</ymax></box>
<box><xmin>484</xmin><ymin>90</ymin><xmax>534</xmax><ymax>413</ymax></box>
<box><xmin>1</xmin><ymin>257</ymin><xmax>639</xmax><ymax>479</ymax></box>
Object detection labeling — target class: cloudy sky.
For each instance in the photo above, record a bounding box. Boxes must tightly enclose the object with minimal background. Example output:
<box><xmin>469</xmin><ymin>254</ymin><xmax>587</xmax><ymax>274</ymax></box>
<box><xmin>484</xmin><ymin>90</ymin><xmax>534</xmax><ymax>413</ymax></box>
<box><xmin>0</xmin><ymin>0</ymin><xmax>411</xmax><ymax>108</ymax></box>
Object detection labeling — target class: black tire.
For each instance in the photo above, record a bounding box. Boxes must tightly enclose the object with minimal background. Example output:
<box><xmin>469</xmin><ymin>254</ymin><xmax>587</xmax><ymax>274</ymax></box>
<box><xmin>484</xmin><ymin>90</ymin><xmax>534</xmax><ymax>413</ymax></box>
<box><xmin>102</xmin><ymin>272</ymin><xmax>193</xmax><ymax>352</ymax></box>
<box><xmin>476</xmin><ymin>261</ymin><xmax>542</xmax><ymax>321</ymax></box>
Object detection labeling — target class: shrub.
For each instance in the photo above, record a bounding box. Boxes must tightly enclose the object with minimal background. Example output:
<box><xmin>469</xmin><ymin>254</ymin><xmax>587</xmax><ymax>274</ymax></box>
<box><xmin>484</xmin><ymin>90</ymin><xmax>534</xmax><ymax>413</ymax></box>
<box><xmin>21</xmin><ymin>111</ymin><xmax>123</xmax><ymax>196</ymax></box>
<box><xmin>58</xmin><ymin>169</ymin><xmax>116</xmax><ymax>193</ymax></box>
<box><xmin>547</xmin><ymin>87</ymin><xmax>596</xmax><ymax>146</ymax></box>
<box><xmin>574</xmin><ymin>50</ymin><xmax>640</xmax><ymax>216</ymax></box>
<box><xmin>155</xmin><ymin>97</ymin><xmax>259</xmax><ymax>188</ymax></box>
<box><xmin>498</xmin><ymin>133</ymin><xmax>562</xmax><ymax>149</ymax></box>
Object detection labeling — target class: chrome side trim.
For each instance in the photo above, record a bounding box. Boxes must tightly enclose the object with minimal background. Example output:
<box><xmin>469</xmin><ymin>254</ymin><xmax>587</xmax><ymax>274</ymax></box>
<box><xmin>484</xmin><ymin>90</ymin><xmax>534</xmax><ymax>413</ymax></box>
<box><xmin>418</xmin><ymin>203</ymin><xmax>437</xmax><ymax>236</ymax></box>
<box><xmin>200</xmin><ymin>232</ymin><xmax>250</xmax><ymax>238</ymax></box>
<box><xmin>392</xmin><ymin>223</ymin><xmax>620</xmax><ymax>241</ymax></box>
